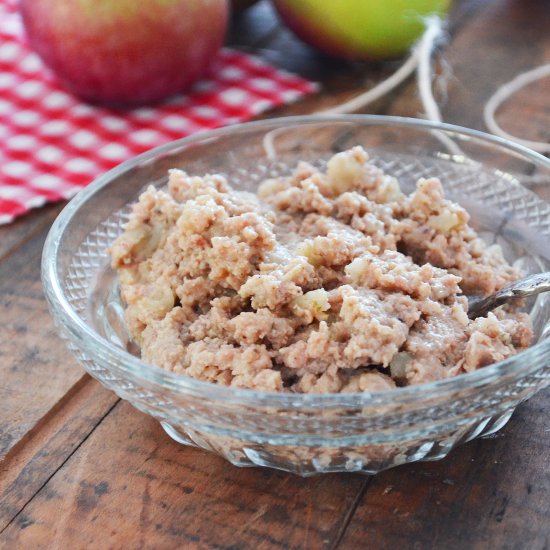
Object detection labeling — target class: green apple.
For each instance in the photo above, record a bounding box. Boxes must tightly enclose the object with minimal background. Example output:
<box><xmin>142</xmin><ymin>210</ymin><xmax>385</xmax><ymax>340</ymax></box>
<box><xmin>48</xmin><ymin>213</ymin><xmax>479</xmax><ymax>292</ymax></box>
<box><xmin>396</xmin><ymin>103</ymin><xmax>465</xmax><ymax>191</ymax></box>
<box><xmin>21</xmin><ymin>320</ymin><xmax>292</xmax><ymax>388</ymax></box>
<box><xmin>273</xmin><ymin>0</ymin><xmax>451</xmax><ymax>59</ymax></box>
<box><xmin>21</xmin><ymin>0</ymin><xmax>229</xmax><ymax>105</ymax></box>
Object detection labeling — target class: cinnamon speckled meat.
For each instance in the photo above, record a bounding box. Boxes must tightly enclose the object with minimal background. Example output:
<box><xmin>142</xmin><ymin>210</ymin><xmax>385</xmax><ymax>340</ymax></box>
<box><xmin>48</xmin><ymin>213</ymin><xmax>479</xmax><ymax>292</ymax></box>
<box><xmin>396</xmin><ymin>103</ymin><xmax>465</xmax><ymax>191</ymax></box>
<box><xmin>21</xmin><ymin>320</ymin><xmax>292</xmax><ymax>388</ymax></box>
<box><xmin>110</xmin><ymin>147</ymin><xmax>532</xmax><ymax>393</ymax></box>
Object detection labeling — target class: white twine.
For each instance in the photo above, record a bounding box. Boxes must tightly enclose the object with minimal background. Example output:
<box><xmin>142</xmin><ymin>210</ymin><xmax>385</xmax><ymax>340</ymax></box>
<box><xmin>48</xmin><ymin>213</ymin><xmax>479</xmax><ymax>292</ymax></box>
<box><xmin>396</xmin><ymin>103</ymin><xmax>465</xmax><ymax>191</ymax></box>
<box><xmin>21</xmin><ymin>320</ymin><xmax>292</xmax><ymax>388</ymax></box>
<box><xmin>416</xmin><ymin>16</ymin><xmax>445</xmax><ymax>123</ymax></box>
<box><xmin>320</xmin><ymin>16</ymin><xmax>446</xmax><ymax>119</ymax></box>
<box><xmin>415</xmin><ymin>16</ymin><xmax>463</xmax><ymax>156</ymax></box>
<box><xmin>323</xmin><ymin>16</ymin><xmax>464</xmax><ymax>156</ymax></box>
<box><xmin>264</xmin><ymin>16</ymin><xmax>548</xmax><ymax>163</ymax></box>
<box><xmin>264</xmin><ymin>16</ymin><xmax>457</xmax><ymax>158</ymax></box>
<box><xmin>263</xmin><ymin>25</ymin><xmax>430</xmax><ymax>158</ymax></box>
<box><xmin>483</xmin><ymin>64</ymin><xmax>550</xmax><ymax>154</ymax></box>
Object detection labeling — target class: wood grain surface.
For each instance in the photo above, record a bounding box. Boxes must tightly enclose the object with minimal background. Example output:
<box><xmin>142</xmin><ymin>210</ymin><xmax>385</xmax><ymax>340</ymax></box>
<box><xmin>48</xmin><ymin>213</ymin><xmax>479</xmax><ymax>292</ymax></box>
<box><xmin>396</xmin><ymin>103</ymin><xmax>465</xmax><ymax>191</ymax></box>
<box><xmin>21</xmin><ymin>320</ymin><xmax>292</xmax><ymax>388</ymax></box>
<box><xmin>1</xmin><ymin>0</ymin><xmax>549</xmax><ymax>548</ymax></box>
<box><xmin>0</xmin><ymin>203</ymin><xmax>84</xmax><ymax>460</ymax></box>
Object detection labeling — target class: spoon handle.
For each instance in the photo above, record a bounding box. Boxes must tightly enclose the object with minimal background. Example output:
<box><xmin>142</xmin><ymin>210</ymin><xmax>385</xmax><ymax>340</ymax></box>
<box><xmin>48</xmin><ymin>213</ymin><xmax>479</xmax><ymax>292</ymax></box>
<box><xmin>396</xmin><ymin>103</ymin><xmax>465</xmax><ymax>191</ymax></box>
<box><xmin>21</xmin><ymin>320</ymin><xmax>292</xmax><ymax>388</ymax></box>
<box><xmin>468</xmin><ymin>272</ymin><xmax>550</xmax><ymax>319</ymax></box>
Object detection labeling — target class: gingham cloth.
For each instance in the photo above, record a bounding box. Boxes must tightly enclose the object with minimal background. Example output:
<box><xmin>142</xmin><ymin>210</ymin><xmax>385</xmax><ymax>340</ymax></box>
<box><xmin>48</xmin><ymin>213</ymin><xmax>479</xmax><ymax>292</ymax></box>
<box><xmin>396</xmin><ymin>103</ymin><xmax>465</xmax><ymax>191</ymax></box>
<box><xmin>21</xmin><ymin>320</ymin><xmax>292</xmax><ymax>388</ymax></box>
<box><xmin>0</xmin><ymin>0</ymin><xmax>318</xmax><ymax>224</ymax></box>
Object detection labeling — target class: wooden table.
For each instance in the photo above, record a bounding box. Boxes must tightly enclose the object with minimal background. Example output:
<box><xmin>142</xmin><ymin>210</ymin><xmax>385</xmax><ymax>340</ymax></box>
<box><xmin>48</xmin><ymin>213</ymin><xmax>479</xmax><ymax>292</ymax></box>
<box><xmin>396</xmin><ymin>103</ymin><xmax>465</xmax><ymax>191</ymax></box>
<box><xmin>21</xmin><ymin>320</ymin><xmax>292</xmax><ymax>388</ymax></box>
<box><xmin>1</xmin><ymin>1</ymin><xmax>549</xmax><ymax>548</ymax></box>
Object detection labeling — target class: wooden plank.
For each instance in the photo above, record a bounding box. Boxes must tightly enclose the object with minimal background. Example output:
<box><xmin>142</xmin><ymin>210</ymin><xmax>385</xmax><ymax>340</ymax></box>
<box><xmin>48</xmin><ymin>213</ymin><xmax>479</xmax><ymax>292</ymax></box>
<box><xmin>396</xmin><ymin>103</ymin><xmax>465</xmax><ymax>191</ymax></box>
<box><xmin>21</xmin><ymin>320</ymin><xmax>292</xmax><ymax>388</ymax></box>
<box><xmin>0</xmin><ymin>203</ymin><xmax>64</xmax><ymax>262</ymax></box>
<box><xmin>0</xmin><ymin>401</ymin><xmax>368</xmax><ymax>549</ymax></box>
<box><xmin>0</xmin><ymin>376</ymin><xmax>118</xmax><ymax>530</ymax></box>
<box><xmin>0</xmin><ymin>220</ymin><xmax>88</xmax><ymax>460</ymax></box>
<box><xmin>337</xmin><ymin>391</ymin><xmax>550</xmax><ymax>550</ymax></box>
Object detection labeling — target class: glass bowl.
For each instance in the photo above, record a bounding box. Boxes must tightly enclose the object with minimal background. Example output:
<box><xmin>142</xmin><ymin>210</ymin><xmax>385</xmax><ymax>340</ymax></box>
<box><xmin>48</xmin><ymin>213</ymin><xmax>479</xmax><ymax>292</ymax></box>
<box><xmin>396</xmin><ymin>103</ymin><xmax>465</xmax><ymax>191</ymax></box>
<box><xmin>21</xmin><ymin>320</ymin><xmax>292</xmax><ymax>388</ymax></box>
<box><xmin>42</xmin><ymin>115</ymin><xmax>550</xmax><ymax>476</ymax></box>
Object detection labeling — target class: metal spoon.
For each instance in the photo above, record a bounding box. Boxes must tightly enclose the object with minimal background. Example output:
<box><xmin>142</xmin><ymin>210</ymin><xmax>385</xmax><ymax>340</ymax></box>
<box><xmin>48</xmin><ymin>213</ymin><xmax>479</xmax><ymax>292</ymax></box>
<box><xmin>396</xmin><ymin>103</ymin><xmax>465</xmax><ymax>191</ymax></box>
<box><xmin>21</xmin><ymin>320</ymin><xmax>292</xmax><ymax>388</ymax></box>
<box><xmin>467</xmin><ymin>272</ymin><xmax>550</xmax><ymax>319</ymax></box>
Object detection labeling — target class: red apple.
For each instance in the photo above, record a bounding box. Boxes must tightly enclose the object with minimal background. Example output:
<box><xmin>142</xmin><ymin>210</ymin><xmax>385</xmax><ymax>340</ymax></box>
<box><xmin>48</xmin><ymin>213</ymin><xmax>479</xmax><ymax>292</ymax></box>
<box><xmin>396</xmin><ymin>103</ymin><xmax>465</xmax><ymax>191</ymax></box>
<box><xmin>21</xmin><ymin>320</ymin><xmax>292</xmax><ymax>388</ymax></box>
<box><xmin>20</xmin><ymin>0</ymin><xmax>229</xmax><ymax>105</ymax></box>
<box><xmin>273</xmin><ymin>0</ymin><xmax>451</xmax><ymax>60</ymax></box>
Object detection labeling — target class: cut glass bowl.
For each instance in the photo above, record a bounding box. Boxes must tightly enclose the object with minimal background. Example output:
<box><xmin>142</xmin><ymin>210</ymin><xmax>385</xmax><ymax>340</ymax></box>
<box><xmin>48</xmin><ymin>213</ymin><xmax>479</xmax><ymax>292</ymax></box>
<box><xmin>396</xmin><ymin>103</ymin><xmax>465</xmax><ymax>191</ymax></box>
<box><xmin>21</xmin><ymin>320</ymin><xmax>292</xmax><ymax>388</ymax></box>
<box><xmin>42</xmin><ymin>116</ymin><xmax>550</xmax><ymax>475</ymax></box>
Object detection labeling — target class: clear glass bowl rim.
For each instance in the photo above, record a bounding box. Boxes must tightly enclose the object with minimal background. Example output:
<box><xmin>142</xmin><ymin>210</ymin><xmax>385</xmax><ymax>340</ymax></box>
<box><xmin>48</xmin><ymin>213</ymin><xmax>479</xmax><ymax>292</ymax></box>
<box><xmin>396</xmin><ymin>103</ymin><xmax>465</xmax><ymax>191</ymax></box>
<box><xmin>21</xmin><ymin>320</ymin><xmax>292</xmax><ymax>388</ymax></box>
<box><xmin>42</xmin><ymin>114</ymin><xmax>550</xmax><ymax>409</ymax></box>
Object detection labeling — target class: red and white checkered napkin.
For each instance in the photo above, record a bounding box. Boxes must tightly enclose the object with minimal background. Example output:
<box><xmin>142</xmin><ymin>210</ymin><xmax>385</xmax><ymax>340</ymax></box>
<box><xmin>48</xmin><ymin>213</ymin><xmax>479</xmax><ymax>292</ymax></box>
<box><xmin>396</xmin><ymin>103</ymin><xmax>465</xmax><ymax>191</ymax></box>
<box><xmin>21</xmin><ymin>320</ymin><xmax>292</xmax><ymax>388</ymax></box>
<box><xmin>0</xmin><ymin>0</ymin><xmax>318</xmax><ymax>224</ymax></box>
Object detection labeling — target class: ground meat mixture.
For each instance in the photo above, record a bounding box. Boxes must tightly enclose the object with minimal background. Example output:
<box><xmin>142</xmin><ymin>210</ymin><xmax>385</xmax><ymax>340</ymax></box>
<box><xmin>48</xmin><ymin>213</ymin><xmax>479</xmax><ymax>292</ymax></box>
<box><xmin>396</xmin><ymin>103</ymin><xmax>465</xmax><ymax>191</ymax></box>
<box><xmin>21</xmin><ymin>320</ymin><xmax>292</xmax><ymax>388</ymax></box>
<box><xmin>110</xmin><ymin>146</ymin><xmax>533</xmax><ymax>393</ymax></box>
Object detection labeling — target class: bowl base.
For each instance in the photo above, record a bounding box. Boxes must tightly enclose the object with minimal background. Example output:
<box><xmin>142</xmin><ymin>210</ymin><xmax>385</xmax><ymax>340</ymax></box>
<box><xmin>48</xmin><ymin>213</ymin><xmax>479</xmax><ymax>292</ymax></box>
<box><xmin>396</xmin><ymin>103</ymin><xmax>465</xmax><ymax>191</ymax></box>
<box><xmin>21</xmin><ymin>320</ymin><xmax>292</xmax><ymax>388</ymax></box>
<box><xmin>161</xmin><ymin>421</ymin><xmax>199</xmax><ymax>448</ymax></box>
<box><xmin>157</xmin><ymin>409</ymin><xmax>516</xmax><ymax>476</ymax></box>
